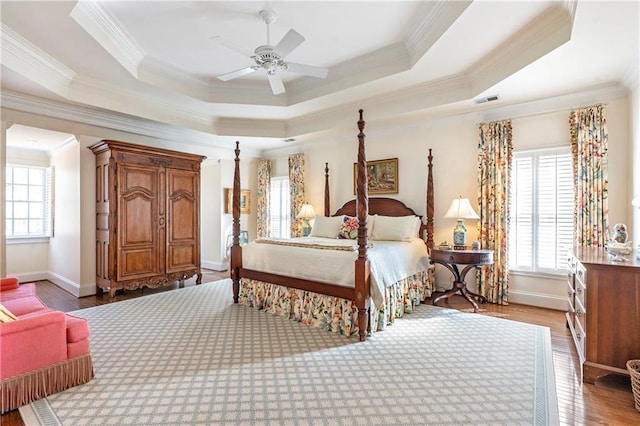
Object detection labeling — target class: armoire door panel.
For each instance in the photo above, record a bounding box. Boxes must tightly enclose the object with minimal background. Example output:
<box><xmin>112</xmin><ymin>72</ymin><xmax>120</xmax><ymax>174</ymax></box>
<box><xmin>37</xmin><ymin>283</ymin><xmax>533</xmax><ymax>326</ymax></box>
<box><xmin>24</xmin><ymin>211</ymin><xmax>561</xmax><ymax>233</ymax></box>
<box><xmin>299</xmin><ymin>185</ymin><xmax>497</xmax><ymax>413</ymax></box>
<box><xmin>119</xmin><ymin>249</ymin><xmax>157</xmax><ymax>279</ymax></box>
<box><xmin>167</xmin><ymin>245</ymin><xmax>196</xmax><ymax>272</ymax></box>
<box><xmin>120</xmin><ymin>196</ymin><xmax>155</xmax><ymax>244</ymax></box>
<box><xmin>169</xmin><ymin>197</ymin><xmax>196</xmax><ymax>240</ymax></box>
<box><xmin>90</xmin><ymin>139</ymin><xmax>204</xmax><ymax>299</ymax></box>
<box><xmin>167</xmin><ymin>169</ymin><xmax>198</xmax><ymax>243</ymax></box>
<box><xmin>117</xmin><ymin>165</ymin><xmax>160</xmax><ymax>280</ymax></box>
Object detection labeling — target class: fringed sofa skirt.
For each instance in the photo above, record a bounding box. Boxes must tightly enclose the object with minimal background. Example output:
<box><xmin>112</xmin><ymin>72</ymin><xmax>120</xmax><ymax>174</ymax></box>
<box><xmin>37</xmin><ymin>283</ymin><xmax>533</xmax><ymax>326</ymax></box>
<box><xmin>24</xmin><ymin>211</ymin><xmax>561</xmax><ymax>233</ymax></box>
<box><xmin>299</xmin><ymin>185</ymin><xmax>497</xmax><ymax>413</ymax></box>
<box><xmin>1</xmin><ymin>353</ymin><xmax>94</xmax><ymax>414</ymax></box>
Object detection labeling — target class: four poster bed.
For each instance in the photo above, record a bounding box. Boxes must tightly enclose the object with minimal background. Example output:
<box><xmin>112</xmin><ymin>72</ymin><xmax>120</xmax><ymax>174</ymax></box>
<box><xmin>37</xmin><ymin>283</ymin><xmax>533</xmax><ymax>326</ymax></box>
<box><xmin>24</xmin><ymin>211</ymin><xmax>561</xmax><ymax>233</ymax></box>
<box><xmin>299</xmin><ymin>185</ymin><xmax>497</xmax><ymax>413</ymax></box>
<box><xmin>230</xmin><ymin>110</ymin><xmax>435</xmax><ymax>341</ymax></box>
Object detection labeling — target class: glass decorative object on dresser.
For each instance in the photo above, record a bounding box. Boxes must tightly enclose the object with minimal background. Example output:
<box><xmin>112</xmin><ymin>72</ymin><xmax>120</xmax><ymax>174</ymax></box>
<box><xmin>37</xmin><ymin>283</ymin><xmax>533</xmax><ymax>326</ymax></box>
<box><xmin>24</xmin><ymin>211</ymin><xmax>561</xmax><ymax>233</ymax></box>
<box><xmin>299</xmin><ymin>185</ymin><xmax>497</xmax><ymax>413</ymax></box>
<box><xmin>605</xmin><ymin>223</ymin><xmax>633</xmax><ymax>262</ymax></box>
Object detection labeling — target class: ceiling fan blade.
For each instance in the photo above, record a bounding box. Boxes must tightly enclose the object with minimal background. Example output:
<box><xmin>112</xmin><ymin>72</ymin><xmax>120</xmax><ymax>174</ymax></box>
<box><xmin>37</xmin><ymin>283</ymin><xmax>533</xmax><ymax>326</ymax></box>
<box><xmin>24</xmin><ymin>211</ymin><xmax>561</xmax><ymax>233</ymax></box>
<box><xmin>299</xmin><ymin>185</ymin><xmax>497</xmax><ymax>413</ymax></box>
<box><xmin>267</xmin><ymin>73</ymin><xmax>285</xmax><ymax>95</ymax></box>
<box><xmin>272</xmin><ymin>29</ymin><xmax>304</xmax><ymax>58</ymax></box>
<box><xmin>217</xmin><ymin>66</ymin><xmax>258</xmax><ymax>81</ymax></box>
<box><xmin>286</xmin><ymin>62</ymin><xmax>328</xmax><ymax>79</ymax></box>
<box><xmin>210</xmin><ymin>36</ymin><xmax>254</xmax><ymax>58</ymax></box>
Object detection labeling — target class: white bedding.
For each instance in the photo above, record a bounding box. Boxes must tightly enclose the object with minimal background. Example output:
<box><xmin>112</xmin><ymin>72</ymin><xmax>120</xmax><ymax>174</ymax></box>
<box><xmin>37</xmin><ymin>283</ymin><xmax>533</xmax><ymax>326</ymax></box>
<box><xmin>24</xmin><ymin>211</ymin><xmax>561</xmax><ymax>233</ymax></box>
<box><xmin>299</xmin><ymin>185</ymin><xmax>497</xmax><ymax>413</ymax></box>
<box><xmin>242</xmin><ymin>236</ymin><xmax>432</xmax><ymax>307</ymax></box>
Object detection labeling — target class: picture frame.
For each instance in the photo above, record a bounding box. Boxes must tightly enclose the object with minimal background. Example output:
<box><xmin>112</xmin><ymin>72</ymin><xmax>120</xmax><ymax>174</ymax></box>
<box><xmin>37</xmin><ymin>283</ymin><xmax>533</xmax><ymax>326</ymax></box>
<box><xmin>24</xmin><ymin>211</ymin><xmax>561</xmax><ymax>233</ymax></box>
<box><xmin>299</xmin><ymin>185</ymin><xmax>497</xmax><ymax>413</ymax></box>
<box><xmin>353</xmin><ymin>158</ymin><xmax>399</xmax><ymax>194</ymax></box>
<box><xmin>224</xmin><ymin>188</ymin><xmax>251</xmax><ymax>214</ymax></box>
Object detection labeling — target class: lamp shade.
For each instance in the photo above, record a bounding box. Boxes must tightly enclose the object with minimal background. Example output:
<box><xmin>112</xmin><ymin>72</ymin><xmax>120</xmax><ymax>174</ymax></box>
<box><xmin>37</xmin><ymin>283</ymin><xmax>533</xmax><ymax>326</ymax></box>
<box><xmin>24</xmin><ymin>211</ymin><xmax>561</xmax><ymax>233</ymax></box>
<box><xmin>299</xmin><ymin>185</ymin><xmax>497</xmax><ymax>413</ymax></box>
<box><xmin>297</xmin><ymin>204</ymin><xmax>316</xmax><ymax>219</ymax></box>
<box><xmin>444</xmin><ymin>197</ymin><xmax>479</xmax><ymax>219</ymax></box>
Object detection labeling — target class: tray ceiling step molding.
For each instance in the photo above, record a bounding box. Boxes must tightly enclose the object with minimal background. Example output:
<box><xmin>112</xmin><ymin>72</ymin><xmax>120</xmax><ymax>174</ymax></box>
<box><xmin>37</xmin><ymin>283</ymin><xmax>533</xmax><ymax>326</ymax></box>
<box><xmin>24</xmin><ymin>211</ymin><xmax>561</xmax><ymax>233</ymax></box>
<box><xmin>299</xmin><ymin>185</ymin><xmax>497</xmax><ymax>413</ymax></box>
<box><xmin>71</xmin><ymin>0</ymin><xmax>145</xmax><ymax>78</ymax></box>
<box><xmin>1</xmin><ymin>23</ymin><xmax>76</xmax><ymax>98</ymax></box>
<box><xmin>467</xmin><ymin>2</ymin><xmax>576</xmax><ymax>95</ymax></box>
<box><xmin>405</xmin><ymin>0</ymin><xmax>472</xmax><ymax>65</ymax></box>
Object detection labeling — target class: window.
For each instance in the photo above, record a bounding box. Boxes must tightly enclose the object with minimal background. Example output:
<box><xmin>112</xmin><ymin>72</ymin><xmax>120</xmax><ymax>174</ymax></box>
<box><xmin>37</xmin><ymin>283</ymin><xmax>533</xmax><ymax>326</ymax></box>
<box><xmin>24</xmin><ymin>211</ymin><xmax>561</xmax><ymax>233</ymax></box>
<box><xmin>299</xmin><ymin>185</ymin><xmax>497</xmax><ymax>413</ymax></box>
<box><xmin>6</xmin><ymin>165</ymin><xmax>53</xmax><ymax>238</ymax></box>
<box><xmin>269</xmin><ymin>176</ymin><xmax>290</xmax><ymax>238</ymax></box>
<box><xmin>509</xmin><ymin>147</ymin><xmax>573</xmax><ymax>274</ymax></box>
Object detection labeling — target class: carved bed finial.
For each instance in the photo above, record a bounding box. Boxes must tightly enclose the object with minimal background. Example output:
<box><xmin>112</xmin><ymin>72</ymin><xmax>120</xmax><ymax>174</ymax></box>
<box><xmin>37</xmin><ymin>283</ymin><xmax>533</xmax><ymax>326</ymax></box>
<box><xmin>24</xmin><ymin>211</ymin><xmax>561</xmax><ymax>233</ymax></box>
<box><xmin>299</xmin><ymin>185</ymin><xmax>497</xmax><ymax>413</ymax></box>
<box><xmin>324</xmin><ymin>162</ymin><xmax>330</xmax><ymax>217</ymax></box>
<box><xmin>231</xmin><ymin>141</ymin><xmax>242</xmax><ymax>302</ymax></box>
<box><xmin>426</xmin><ymin>149</ymin><xmax>434</xmax><ymax>250</ymax></box>
<box><xmin>355</xmin><ymin>109</ymin><xmax>370</xmax><ymax>342</ymax></box>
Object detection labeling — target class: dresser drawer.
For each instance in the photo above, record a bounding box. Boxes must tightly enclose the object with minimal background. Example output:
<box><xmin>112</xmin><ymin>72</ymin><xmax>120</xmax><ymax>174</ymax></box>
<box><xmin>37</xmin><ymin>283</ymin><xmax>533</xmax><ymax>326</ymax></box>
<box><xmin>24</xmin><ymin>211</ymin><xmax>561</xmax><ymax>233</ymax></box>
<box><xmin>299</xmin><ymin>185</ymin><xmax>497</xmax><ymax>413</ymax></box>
<box><xmin>575</xmin><ymin>276</ymin><xmax>586</xmax><ymax>311</ymax></box>
<box><xmin>574</xmin><ymin>312</ymin><xmax>586</xmax><ymax>360</ymax></box>
<box><xmin>567</xmin><ymin>281</ymin><xmax>575</xmax><ymax>312</ymax></box>
<box><xmin>574</xmin><ymin>298</ymin><xmax>587</xmax><ymax>334</ymax></box>
<box><xmin>575</xmin><ymin>262</ymin><xmax>586</xmax><ymax>288</ymax></box>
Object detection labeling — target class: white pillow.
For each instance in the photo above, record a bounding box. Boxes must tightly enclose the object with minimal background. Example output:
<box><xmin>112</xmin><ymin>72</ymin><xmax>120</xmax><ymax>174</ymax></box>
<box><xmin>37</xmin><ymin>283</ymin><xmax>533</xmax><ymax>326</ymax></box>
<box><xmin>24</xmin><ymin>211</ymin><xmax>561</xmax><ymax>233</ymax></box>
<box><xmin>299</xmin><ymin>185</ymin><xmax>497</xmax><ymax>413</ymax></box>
<box><xmin>366</xmin><ymin>215</ymin><xmax>376</xmax><ymax>238</ymax></box>
<box><xmin>371</xmin><ymin>215</ymin><xmax>418</xmax><ymax>241</ymax></box>
<box><xmin>309</xmin><ymin>215</ymin><xmax>345</xmax><ymax>238</ymax></box>
<box><xmin>413</xmin><ymin>216</ymin><xmax>422</xmax><ymax>237</ymax></box>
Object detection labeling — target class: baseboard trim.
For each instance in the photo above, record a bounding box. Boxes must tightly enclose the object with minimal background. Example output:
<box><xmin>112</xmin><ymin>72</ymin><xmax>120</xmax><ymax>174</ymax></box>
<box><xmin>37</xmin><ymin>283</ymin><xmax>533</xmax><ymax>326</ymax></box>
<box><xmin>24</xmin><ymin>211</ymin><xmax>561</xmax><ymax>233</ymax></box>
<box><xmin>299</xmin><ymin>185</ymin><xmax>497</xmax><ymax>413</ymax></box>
<box><xmin>46</xmin><ymin>272</ymin><xmax>82</xmax><ymax>297</ymax></box>
<box><xmin>202</xmin><ymin>260</ymin><xmax>228</xmax><ymax>271</ymax></box>
<box><xmin>509</xmin><ymin>289</ymin><xmax>567</xmax><ymax>311</ymax></box>
<box><xmin>14</xmin><ymin>271</ymin><xmax>49</xmax><ymax>283</ymax></box>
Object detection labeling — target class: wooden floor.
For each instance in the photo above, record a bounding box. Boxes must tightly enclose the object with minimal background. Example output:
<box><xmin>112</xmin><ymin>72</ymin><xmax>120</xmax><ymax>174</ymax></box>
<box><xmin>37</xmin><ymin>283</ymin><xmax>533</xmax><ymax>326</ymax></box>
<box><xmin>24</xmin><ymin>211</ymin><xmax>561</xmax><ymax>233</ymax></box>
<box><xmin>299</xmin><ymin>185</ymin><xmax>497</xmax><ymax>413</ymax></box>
<box><xmin>2</xmin><ymin>272</ymin><xmax>638</xmax><ymax>425</ymax></box>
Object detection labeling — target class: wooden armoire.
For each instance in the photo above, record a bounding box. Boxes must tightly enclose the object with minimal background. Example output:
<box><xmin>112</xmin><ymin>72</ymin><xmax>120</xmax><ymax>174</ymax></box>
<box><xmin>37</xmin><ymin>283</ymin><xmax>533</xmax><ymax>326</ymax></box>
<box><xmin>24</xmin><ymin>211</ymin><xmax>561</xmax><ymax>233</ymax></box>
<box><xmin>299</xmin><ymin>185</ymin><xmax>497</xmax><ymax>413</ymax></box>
<box><xmin>89</xmin><ymin>140</ymin><xmax>206</xmax><ymax>299</ymax></box>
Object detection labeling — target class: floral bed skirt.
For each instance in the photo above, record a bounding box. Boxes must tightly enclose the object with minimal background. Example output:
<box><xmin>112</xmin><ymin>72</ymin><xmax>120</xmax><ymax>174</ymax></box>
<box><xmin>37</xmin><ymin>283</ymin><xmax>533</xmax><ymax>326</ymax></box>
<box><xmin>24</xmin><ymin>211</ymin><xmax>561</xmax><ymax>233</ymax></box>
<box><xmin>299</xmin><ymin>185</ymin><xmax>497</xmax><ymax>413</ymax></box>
<box><xmin>238</xmin><ymin>269</ymin><xmax>434</xmax><ymax>337</ymax></box>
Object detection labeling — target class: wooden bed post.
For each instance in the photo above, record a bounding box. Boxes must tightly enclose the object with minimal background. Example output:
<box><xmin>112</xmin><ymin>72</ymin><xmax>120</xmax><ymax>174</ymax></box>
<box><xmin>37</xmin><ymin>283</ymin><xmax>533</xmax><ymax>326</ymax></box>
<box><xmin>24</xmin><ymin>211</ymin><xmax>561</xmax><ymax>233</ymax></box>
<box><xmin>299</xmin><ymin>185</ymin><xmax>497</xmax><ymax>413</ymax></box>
<box><xmin>426</xmin><ymin>149</ymin><xmax>434</xmax><ymax>251</ymax></box>
<box><xmin>324</xmin><ymin>162</ymin><xmax>330</xmax><ymax>217</ymax></box>
<box><xmin>231</xmin><ymin>142</ymin><xmax>242</xmax><ymax>303</ymax></box>
<box><xmin>355</xmin><ymin>109</ymin><xmax>371</xmax><ymax>342</ymax></box>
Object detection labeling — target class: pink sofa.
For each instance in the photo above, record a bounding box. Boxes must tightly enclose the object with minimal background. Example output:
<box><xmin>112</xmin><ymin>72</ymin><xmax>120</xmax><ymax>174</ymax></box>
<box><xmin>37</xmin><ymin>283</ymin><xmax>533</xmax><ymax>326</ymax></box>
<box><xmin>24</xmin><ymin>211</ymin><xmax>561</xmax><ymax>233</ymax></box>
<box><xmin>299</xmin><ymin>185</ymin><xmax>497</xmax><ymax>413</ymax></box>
<box><xmin>0</xmin><ymin>277</ymin><xmax>94</xmax><ymax>413</ymax></box>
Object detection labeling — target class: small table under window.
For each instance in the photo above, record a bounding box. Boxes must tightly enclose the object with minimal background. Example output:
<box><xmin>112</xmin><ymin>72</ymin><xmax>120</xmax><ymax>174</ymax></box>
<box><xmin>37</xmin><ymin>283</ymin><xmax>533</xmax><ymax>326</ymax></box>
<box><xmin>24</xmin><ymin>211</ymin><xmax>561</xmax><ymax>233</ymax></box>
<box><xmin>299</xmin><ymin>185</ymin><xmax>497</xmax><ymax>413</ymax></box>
<box><xmin>430</xmin><ymin>248</ymin><xmax>494</xmax><ymax>312</ymax></box>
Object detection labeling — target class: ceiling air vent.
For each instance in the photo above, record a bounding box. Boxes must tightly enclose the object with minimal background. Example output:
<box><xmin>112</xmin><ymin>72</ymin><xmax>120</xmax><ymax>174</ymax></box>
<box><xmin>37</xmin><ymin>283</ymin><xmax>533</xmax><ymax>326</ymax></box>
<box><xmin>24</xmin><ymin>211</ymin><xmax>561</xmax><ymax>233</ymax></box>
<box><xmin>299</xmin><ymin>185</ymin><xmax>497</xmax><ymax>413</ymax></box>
<box><xmin>474</xmin><ymin>94</ymin><xmax>500</xmax><ymax>104</ymax></box>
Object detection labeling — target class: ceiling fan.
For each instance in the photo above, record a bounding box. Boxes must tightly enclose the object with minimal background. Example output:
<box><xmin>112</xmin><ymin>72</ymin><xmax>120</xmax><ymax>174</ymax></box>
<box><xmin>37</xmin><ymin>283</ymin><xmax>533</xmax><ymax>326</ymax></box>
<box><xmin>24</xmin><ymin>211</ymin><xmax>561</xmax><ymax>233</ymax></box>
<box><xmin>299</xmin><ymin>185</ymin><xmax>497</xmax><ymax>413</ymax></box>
<box><xmin>214</xmin><ymin>9</ymin><xmax>329</xmax><ymax>95</ymax></box>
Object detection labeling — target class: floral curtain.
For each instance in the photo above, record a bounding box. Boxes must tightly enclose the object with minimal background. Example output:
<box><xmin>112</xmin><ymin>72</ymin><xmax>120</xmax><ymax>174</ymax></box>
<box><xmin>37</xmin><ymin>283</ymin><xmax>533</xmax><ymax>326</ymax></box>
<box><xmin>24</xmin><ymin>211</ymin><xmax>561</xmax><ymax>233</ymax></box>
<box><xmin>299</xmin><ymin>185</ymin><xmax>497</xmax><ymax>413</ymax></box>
<box><xmin>288</xmin><ymin>154</ymin><xmax>305</xmax><ymax>237</ymax></box>
<box><xmin>569</xmin><ymin>105</ymin><xmax>609</xmax><ymax>247</ymax></box>
<box><xmin>256</xmin><ymin>159</ymin><xmax>272</xmax><ymax>238</ymax></box>
<box><xmin>476</xmin><ymin>120</ymin><xmax>513</xmax><ymax>305</ymax></box>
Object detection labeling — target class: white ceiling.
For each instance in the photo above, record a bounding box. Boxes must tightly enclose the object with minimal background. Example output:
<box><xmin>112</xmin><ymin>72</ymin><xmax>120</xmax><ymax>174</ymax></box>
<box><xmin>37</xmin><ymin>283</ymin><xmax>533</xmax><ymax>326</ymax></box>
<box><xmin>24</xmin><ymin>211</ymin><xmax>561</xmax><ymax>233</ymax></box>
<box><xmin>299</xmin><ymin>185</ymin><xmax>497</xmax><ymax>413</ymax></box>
<box><xmin>1</xmin><ymin>1</ymin><xmax>638</xmax><ymax>154</ymax></box>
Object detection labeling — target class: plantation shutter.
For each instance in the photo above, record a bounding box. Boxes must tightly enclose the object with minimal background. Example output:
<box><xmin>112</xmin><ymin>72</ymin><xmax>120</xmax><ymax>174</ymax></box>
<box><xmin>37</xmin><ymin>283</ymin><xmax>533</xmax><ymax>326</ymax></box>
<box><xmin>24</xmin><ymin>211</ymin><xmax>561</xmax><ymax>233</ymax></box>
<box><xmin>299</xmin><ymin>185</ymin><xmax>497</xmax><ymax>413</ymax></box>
<box><xmin>269</xmin><ymin>177</ymin><xmax>290</xmax><ymax>238</ymax></box>
<box><xmin>509</xmin><ymin>148</ymin><xmax>573</xmax><ymax>273</ymax></box>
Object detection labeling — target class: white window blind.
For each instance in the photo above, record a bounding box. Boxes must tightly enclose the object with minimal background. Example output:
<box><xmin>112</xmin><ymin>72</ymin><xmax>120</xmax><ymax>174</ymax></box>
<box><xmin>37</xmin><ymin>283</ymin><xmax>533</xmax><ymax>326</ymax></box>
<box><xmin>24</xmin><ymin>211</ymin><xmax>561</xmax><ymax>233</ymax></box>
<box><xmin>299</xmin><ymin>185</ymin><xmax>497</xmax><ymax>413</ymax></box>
<box><xmin>269</xmin><ymin>176</ymin><xmax>290</xmax><ymax>238</ymax></box>
<box><xmin>509</xmin><ymin>148</ymin><xmax>573</xmax><ymax>274</ymax></box>
<box><xmin>6</xmin><ymin>165</ymin><xmax>53</xmax><ymax>238</ymax></box>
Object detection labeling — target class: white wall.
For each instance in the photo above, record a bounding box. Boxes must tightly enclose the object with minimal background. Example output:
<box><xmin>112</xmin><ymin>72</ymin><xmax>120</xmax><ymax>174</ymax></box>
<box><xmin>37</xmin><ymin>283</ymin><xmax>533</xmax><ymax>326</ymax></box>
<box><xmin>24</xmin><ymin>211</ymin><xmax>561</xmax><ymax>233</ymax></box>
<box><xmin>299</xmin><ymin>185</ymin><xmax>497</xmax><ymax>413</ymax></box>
<box><xmin>48</xmin><ymin>141</ymin><xmax>83</xmax><ymax>294</ymax></box>
<box><xmin>2</xmin><ymin>90</ymin><xmax>633</xmax><ymax>304</ymax></box>
<box><xmin>201</xmin><ymin>159</ymin><xmax>224</xmax><ymax>270</ymax></box>
<box><xmin>1</xmin><ymin>108</ymin><xmax>255</xmax><ymax>295</ymax></box>
<box><xmin>268</xmin><ymin>95</ymin><xmax>633</xmax><ymax>310</ymax></box>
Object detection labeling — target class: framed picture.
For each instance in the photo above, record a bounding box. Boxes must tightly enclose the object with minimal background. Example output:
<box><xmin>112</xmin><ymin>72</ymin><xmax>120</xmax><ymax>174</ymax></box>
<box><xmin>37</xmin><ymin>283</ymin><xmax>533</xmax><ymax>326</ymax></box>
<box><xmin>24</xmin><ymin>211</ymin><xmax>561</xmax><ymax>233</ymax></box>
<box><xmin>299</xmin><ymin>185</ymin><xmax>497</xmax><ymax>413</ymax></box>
<box><xmin>353</xmin><ymin>158</ymin><xmax>398</xmax><ymax>194</ymax></box>
<box><xmin>224</xmin><ymin>188</ymin><xmax>251</xmax><ymax>214</ymax></box>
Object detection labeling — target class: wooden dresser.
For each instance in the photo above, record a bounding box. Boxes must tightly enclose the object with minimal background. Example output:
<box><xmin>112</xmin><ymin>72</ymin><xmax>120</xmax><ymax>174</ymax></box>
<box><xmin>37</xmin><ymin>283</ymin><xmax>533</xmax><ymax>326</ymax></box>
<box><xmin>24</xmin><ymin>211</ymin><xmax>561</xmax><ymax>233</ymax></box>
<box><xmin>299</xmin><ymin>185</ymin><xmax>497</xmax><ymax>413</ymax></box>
<box><xmin>90</xmin><ymin>140</ymin><xmax>206</xmax><ymax>299</ymax></box>
<box><xmin>566</xmin><ymin>247</ymin><xmax>640</xmax><ymax>383</ymax></box>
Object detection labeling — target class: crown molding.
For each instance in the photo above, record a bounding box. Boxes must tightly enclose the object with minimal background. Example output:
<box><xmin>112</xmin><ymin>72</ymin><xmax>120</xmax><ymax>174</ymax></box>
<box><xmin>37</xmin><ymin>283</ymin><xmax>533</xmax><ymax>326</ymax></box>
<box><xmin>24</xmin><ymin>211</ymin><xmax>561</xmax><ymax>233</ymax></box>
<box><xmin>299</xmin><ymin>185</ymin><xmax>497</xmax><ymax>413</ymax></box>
<box><xmin>214</xmin><ymin>118</ymin><xmax>287</xmax><ymax>139</ymax></box>
<box><xmin>477</xmin><ymin>82</ymin><xmax>629</xmax><ymax>123</ymax></box>
<box><xmin>1</xmin><ymin>23</ymin><xmax>75</xmax><ymax>96</ymax></box>
<box><xmin>405</xmin><ymin>0</ymin><xmax>472</xmax><ymax>65</ymax></box>
<box><xmin>68</xmin><ymin>75</ymin><xmax>214</xmax><ymax>132</ymax></box>
<box><xmin>70</xmin><ymin>0</ymin><xmax>145</xmax><ymax>78</ymax></box>
<box><xmin>285</xmin><ymin>73</ymin><xmax>471</xmax><ymax>138</ymax></box>
<box><xmin>0</xmin><ymin>91</ymin><xmax>258</xmax><ymax>158</ymax></box>
<box><xmin>287</xmin><ymin>81</ymin><xmax>630</xmax><ymax>154</ymax></box>
<box><xmin>65</xmin><ymin>0</ymin><xmax>441</xmax><ymax>108</ymax></box>
<box><xmin>468</xmin><ymin>3</ymin><xmax>575</xmax><ymax>95</ymax></box>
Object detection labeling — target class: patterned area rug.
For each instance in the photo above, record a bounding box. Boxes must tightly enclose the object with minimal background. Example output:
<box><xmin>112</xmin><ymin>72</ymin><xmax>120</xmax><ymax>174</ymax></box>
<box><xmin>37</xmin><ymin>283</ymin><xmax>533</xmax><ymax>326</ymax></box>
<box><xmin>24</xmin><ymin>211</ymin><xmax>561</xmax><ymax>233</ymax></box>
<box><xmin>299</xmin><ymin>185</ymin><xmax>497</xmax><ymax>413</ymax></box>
<box><xmin>21</xmin><ymin>279</ymin><xmax>558</xmax><ymax>425</ymax></box>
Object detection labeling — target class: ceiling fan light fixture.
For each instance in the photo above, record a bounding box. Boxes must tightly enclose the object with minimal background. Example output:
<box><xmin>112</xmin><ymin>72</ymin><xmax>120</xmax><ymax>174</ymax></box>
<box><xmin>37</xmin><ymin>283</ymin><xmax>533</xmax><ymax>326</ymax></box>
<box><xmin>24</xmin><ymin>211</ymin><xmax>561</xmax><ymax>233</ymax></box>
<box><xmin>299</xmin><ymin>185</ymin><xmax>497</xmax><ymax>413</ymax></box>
<box><xmin>214</xmin><ymin>8</ymin><xmax>329</xmax><ymax>95</ymax></box>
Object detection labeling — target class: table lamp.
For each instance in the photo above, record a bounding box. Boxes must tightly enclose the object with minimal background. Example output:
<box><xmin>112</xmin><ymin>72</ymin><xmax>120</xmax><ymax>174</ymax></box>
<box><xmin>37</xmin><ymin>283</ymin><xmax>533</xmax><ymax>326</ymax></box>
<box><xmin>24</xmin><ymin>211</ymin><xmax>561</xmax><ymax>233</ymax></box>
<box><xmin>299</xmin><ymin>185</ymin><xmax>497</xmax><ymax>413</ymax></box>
<box><xmin>444</xmin><ymin>197</ymin><xmax>480</xmax><ymax>249</ymax></box>
<box><xmin>297</xmin><ymin>203</ymin><xmax>316</xmax><ymax>236</ymax></box>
